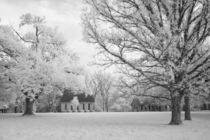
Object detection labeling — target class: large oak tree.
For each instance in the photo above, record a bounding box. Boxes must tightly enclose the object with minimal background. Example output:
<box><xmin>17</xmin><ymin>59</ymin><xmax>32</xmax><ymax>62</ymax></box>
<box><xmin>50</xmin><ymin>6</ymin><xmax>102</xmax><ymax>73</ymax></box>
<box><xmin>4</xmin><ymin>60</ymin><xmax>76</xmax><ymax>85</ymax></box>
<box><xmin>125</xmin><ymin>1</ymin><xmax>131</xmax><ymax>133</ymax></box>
<box><xmin>82</xmin><ymin>0</ymin><xmax>210</xmax><ymax>124</ymax></box>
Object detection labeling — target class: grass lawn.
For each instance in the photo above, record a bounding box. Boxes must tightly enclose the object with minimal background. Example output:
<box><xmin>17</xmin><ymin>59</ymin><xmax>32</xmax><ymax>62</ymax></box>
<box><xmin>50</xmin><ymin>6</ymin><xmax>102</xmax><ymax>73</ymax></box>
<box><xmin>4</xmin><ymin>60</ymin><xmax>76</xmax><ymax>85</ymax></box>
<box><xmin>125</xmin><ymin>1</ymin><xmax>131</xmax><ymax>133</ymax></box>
<box><xmin>0</xmin><ymin>112</ymin><xmax>210</xmax><ymax>140</ymax></box>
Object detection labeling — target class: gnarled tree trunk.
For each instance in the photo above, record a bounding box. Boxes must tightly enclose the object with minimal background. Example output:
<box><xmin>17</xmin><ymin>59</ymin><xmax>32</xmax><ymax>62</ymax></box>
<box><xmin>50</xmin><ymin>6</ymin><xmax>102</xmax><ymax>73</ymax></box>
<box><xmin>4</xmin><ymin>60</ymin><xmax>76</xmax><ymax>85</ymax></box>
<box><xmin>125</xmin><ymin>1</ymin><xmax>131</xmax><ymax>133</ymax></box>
<box><xmin>169</xmin><ymin>94</ymin><xmax>183</xmax><ymax>125</ymax></box>
<box><xmin>184</xmin><ymin>95</ymin><xmax>192</xmax><ymax>120</ymax></box>
<box><xmin>23</xmin><ymin>98</ymin><xmax>35</xmax><ymax>115</ymax></box>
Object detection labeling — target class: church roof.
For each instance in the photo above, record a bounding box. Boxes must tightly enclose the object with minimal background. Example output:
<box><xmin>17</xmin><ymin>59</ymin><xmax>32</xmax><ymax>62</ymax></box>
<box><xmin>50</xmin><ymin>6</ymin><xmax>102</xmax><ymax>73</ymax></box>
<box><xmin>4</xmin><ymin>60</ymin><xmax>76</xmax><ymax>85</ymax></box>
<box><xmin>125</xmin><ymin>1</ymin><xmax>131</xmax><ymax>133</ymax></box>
<box><xmin>61</xmin><ymin>89</ymin><xmax>94</xmax><ymax>102</ymax></box>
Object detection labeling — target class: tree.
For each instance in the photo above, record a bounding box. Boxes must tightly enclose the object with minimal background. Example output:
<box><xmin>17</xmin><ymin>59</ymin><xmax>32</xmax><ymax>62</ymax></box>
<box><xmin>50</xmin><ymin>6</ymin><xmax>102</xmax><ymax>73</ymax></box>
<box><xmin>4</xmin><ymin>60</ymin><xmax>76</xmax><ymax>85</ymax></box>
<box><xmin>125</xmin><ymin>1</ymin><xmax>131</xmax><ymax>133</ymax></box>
<box><xmin>0</xmin><ymin>76</ymin><xmax>15</xmax><ymax>109</ymax></box>
<box><xmin>82</xmin><ymin>0</ymin><xmax>210</xmax><ymax>124</ymax></box>
<box><xmin>111</xmin><ymin>97</ymin><xmax>131</xmax><ymax>112</ymax></box>
<box><xmin>0</xmin><ymin>24</ymin><xmax>23</xmax><ymax>109</ymax></box>
<box><xmin>7</xmin><ymin>13</ymin><xmax>82</xmax><ymax>115</ymax></box>
<box><xmin>85</xmin><ymin>72</ymin><xmax>114</xmax><ymax>112</ymax></box>
<box><xmin>131</xmin><ymin>97</ymin><xmax>141</xmax><ymax>112</ymax></box>
<box><xmin>36</xmin><ymin>86</ymin><xmax>62</xmax><ymax>112</ymax></box>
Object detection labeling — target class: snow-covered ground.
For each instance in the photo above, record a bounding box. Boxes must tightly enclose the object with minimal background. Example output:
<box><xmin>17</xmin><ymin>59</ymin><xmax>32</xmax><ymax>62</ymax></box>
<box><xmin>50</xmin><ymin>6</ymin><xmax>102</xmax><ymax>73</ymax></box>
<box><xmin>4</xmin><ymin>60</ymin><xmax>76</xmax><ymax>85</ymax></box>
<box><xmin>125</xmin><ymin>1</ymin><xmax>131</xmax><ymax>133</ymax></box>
<box><xmin>0</xmin><ymin>112</ymin><xmax>209</xmax><ymax>140</ymax></box>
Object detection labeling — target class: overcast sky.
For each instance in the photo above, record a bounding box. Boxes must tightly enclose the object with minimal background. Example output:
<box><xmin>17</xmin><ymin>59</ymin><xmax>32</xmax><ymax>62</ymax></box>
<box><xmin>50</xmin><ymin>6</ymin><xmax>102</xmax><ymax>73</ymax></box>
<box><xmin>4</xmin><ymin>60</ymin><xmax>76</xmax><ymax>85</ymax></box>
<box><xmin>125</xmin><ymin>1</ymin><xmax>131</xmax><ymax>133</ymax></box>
<box><xmin>0</xmin><ymin>0</ymin><xmax>98</xmax><ymax>72</ymax></box>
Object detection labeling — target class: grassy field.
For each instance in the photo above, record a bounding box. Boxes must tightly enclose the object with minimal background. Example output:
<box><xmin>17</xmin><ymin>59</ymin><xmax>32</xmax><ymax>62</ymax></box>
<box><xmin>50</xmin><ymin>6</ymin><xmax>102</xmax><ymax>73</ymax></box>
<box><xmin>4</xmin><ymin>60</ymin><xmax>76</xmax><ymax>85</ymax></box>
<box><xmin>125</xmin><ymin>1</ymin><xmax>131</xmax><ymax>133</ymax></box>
<box><xmin>0</xmin><ymin>112</ymin><xmax>209</xmax><ymax>140</ymax></box>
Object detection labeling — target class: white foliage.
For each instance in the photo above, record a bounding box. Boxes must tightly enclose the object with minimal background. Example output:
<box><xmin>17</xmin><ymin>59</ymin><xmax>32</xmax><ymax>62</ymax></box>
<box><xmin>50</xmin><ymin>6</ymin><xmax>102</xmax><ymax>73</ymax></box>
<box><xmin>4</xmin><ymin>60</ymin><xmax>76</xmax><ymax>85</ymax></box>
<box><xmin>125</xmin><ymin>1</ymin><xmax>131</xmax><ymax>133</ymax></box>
<box><xmin>1</xmin><ymin>13</ymin><xmax>83</xmax><ymax>100</ymax></box>
<box><xmin>110</xmin><ymin>97</ymin><xmax>131</xmax><ymax>112</ymax></box>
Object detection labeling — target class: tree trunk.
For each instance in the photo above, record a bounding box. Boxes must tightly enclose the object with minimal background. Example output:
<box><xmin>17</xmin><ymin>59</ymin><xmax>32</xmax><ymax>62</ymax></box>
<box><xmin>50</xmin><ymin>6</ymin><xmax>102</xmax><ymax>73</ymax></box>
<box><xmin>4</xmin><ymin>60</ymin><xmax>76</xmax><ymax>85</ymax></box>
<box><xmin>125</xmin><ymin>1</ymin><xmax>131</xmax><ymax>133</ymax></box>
<box><xmin>106</xmin><ymin>102</ymin><xmax>109</xmax><ymax>112</ymax></box>
<box><xmin>23</xmin><ymin>98</ymin><xmax>35</xmax><ymax>115</ymax></box>
<box><xmin>102</xmin><ymin>101</ymin><xmax>105</xmax><ymax>112</ymax></box>
<box><xmin>184</xmin><ymin>95</ymin><xmax>192</xmax><ymax>120</ymax></box>
<box><xmin>169</xmin><ymin>94</ymin><xmax>183</xmax><ymax>125</ymax></box>
<box><xmin>105</xmin><ymin>99</ymin><xmax>109</xmax><ymax>112</ymax></box>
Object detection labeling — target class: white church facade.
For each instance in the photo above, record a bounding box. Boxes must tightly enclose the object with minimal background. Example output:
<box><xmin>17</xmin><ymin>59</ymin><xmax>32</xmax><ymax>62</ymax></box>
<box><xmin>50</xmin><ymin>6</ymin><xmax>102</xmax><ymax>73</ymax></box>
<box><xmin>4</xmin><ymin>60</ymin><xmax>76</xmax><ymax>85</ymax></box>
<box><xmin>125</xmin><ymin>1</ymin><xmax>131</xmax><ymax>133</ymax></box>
<box><xmin>60</xmin><ymin>89</ymin><xmax>95</xmax><ymax>112</ymax></box>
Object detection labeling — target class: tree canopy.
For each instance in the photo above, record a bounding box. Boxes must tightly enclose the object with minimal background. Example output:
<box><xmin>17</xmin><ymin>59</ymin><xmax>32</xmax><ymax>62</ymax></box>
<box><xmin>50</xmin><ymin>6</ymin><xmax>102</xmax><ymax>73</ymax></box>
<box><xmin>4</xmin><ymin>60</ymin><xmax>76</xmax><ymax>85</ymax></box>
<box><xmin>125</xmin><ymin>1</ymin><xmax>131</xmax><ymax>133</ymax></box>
<box><xmin>0</xmin><ymin>13</ymin><xmax>83</xmax><ymax>114</ymax></box>
<box><xmin>82</xmin><ymin>0</ymin><xmax>210</xmax><ymax>124</ymax></box>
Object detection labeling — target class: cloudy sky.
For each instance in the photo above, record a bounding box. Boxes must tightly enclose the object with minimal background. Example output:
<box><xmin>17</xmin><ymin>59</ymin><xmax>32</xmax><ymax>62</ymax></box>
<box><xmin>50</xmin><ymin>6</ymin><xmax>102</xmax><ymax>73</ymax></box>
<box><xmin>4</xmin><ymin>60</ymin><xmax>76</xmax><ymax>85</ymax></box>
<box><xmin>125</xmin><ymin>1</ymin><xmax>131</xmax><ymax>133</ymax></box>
<box><xmin>0</xmin><ymin>0</ymin><xmax>98</xmax><ymax>71</ymax></box>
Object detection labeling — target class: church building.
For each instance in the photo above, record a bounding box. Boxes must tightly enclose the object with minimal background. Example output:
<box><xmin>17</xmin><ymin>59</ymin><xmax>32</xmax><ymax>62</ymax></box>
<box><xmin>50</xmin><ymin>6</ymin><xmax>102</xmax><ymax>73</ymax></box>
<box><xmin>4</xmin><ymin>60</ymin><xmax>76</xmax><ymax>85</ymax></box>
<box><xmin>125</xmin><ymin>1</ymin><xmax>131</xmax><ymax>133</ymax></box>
<box><xmin>60</xmin><ymin>89</ymin><xmax>95</xmax><ymax>112</ymax></box>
